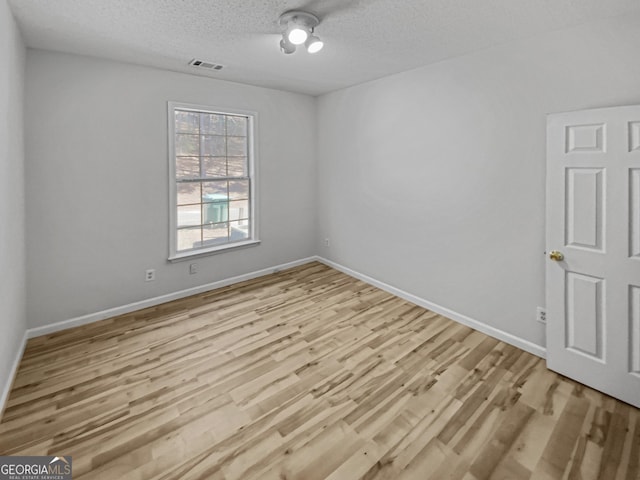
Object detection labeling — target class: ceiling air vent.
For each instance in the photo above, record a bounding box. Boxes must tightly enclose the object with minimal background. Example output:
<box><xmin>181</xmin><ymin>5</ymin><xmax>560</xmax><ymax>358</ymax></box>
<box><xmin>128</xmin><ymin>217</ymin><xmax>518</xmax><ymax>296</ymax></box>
<box><xmin>189</xmin><ymin>59</ymin><xmax>224</xmax><ymax>70</ymax></box>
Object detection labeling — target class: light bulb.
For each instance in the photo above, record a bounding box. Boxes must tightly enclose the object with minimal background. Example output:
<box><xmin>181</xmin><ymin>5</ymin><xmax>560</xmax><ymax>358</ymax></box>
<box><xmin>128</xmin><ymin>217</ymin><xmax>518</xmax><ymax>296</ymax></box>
<box><xmin>305</xmin><ymin>35</ymin><xmax>323</xmax><ymax>53</ymax></box>
<box><xmin>287</xmin><ymin>26</ymin><xmax>308</xmax><ymax>45</ymax></box>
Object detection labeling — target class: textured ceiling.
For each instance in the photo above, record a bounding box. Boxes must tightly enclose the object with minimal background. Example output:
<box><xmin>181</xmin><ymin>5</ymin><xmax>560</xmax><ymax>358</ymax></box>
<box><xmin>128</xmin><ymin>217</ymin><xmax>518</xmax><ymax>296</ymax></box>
<box><xmin>8</xmin><ymin>0</ymin><xmax>640</xmax><ymax>96</ymax></box>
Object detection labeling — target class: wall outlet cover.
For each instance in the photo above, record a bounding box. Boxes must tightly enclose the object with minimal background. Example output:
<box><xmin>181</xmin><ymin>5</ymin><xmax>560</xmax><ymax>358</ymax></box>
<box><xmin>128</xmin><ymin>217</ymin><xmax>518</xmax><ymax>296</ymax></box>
<box><xmin>536</xmin><ymin>306</ymin><xmax>546</xmax><ymax>324</ymax></box>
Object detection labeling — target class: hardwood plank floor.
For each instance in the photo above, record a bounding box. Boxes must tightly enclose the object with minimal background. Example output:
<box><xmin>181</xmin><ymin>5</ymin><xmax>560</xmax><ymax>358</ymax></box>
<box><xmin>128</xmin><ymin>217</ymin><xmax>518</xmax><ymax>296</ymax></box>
<box><xmin>1</xmin><ymin>262</ymin><xmax>638</xmax><ymax>479</ymax></box>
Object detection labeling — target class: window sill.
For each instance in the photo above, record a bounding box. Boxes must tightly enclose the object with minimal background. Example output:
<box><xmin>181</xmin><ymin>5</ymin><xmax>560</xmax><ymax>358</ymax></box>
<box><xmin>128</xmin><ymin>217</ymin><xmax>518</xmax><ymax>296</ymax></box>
<box><xmin>168</xmin><ymin>239</ymin><xmax>260</xmax><ymax>263</ymax></box>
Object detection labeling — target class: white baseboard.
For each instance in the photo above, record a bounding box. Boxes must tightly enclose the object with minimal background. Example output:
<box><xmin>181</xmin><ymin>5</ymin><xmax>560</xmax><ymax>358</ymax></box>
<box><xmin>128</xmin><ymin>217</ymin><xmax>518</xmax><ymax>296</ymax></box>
<box><xmin>0</xmin><ymin>330</ymin><xmax>28</xmax><ymax>420</ymax></box>
<box><xmin>27</xmin><ymin>257</ymin><xmax>317</xmax><ymax>339</ymax></box>
<box><xmin>316</xmin><ymin>256</ymin><xmax>546</xmax><ymax>359</ymax></box>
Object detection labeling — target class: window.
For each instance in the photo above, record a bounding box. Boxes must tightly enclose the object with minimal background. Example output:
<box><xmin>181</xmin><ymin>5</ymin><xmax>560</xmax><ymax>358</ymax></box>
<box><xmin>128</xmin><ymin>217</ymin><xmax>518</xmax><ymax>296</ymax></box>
<box><xmin>168</xmin><ymin>102</ymin><xmax>257</xmax><ymax>259</ymax></box>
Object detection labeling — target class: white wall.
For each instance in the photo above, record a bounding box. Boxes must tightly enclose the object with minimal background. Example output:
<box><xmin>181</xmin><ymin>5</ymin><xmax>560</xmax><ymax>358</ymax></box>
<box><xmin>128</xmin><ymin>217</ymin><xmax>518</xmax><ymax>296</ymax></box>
<box><xmin>0</xmin><ymin>0</ymin><xmax>26</xmax><ymax>401</ymax></box>
<box><xmin>317</xmin><ymin>13</ymin><xmax>640</xmax><ymax>349</ymax></box>
<box><xmin>25</xmin><ymin>50</ymin><xmax>317</xmax><ymax>328</ymax></box>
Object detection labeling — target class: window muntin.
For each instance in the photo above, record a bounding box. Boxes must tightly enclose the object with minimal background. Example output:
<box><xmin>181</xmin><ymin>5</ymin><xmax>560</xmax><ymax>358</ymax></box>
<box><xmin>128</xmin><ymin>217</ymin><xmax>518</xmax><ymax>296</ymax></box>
<box><xmin>169</xmin><ymin>104</ymin><xmax>256</xmax><ymax>258</ymax></box>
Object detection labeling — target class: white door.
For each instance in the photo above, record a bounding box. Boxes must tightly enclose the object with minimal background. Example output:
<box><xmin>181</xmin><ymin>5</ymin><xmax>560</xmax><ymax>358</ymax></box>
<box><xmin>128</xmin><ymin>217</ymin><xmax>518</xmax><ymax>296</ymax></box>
<box><xmin>546</xmin><ymin>105</ymin><xmax>640</xmax><ymax>408</ymax></box>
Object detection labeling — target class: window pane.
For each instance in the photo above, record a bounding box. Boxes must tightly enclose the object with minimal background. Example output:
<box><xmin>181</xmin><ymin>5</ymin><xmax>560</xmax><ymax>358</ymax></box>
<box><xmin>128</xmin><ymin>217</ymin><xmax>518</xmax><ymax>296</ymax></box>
<box><xmin>202</xmin><ymin>198</ymin><xmax>228</xmax><ymax>225</ymax></box>
<box><xmin>229</xmin><ymin>200</ymin><xmax>249</xmax><ymax>221</ymax></box>
<box><xmin>176</xmin><ymin>156</ymin><xmax>200</xmax><ymax>179</ymax></box>
<box><xmin>177</xmin><ymin>226</ymin><xmax>202</xmax><ymax>251</ymax></box>
<box><xmin>200</xmin><ymin>113</ymin><xmax>225</xmax><ymax>135</ymax></box>
<box><xmin>177</xmin><ymin>182</ymin><xmax>201</xmax><ymax>205</ymax></box>
<box><xmin>201</xmin><ymin>135</ymin><xmax>226</xmax><ymax>156</ymax></box>
<box><xmin>202</xmin><ymin>180</ymin><xmax>228</xmax><ymax>200</ymax></box>
<box><xmin>227</xmin><ymin>157</ymin><xmax>246</xmax><ymax>177</ymax></box>
<box><xmin>227</xmin><ymin>116</ymin><xmax>247</xmax><ymax>136</ymax></box>
<box><xmin>176</xmin><ymin>134</ymin><xmax>199</xmax><ymax>156</ymax></box>
<box><xmin>177</xmin><ymin>205</ymin><xmax>201</xmax><ymax>227</ymax></box>
<box><xmin>203</xmin><ymin>223</ymin><xmax>229</xmax><ymax>246</ymax></box>
<box><xmin>227</xmin><ymin>136</ymin><xmax>247</xmax><ymax>157</ymax></box>
<box><xmin>202</xmin><ymin>181</ymin><xmax>228</xmax><ymax>226</ymax></box>
<box><xmin>203</xmin><ymin>157</ymin><xmax>226</xmax><ymax>178</ymax></box>
<box><xmin>175</xmin><ymin>111</ymin><xmax>199</xmax><ymax>133</ymax></box>
<box><xmin>230</xmin><ymin>221</ymin><xmax>249</xmax><ymax>241</ymax></box>
<box><xmin>228</xmin><ymin>179</ymin><xmax>249</xmax><ymax>200</ymax></box>
<box><xmin>202</xmin><ymin>182</ymin><xmax>229</xmax><ymax>225</ymax></box>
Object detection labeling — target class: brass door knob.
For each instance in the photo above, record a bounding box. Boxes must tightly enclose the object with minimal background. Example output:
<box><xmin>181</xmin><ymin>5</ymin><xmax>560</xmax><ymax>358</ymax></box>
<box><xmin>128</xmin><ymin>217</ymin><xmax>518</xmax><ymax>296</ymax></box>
<box><xmin>549</xmin><ymin>250</ymin><xmax>564</xmax><ymax>261</ymax></box>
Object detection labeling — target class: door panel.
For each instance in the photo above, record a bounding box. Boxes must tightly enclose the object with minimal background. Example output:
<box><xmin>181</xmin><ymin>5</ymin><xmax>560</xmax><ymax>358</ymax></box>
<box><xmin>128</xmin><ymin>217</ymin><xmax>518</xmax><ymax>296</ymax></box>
<box><xmin>547</xmin><ymin>105</ymin><xmax>640</xmax><ymax>408</ymax></box>
<box><xmin>565</xmin><ymin>123</ymin><xmax>605</xmax><ymax>153</ymax></box>
<box><xmin>565</xmin><ymin>272</ymin><xmax>604</xmax><ymax>360</ymax></box>
<box><xmin>631</xmin><ymin>285</ymin><xmax>640</xmax><ymax>376</ymax></box>
<box><xmin>631</xmin><ymin>169</ymin><xmax>640</xmax><ymax>258</ymax></box>
<box><xmin>630</xmin><ymin>122</ymin><xmax>640</xmax><ymax>152</ymax></box>
<box><xmin>565</xmin><ymin>168</ymin><xmax>604</xmax><ymax>251</ymax></box>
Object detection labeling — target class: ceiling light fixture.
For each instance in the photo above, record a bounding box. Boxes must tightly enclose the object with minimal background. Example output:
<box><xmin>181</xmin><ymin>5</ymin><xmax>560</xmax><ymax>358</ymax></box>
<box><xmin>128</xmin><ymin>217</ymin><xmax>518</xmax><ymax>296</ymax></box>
<box><xmin>278</xmin><ymin>10</ymin><xmax>323</xmax><ymax>55</ymax></box>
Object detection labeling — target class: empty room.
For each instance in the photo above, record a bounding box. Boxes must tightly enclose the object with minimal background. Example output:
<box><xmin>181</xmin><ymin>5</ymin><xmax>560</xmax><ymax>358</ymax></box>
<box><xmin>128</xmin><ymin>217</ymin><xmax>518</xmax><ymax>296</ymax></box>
<box><xmin>1</xmin><ymin>0</ymin><xmax>639</xmax><ymax>478</ymax></box>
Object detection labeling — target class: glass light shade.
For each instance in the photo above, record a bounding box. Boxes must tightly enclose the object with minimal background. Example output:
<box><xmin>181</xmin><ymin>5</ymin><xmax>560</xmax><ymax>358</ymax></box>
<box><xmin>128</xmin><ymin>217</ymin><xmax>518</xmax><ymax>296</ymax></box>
<box><xmin>306</xmin><ymin>35</ymin><xmax>323</xmax><ymax>53</ymax></box>
<box><xmin>287</xmin><ymin>26</ymin><xmax>308</xmax><ymax>45</ymax></box>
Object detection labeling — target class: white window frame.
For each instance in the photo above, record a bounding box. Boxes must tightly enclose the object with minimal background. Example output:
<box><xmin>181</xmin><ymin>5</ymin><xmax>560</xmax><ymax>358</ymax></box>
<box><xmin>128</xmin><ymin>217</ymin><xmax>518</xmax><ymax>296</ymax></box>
<box><xmin>168</xmin><ymin>101</ymin><xmax>259</xmax><ymax>261</ymax></box>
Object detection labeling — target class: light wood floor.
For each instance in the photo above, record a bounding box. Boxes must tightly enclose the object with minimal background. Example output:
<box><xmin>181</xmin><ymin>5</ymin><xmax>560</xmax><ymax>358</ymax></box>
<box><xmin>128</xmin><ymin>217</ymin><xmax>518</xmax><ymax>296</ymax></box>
<box><xmin>1</xmin><ymin>262</ymin><xmax>638</xmax><ymax>479</ymax></box>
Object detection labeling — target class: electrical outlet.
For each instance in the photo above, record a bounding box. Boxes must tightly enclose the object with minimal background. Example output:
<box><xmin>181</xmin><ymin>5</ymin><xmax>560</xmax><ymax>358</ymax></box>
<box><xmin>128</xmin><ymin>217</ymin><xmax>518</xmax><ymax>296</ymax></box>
<box><xmin>536</xmin><ymin>307</ymin><xmax>547</xmax><ymax>324</ymax></box>
<box><xmin>325</xmin><ymin>238</ymin><xmax>330</xmax><ymax>247</ymax></box>
<box><xmin>189</xmin><ymin>263</ymin><xmax>198</xmax><ymax>275</ymax></box>
<box><xmin>145</xmin><ymin>269</ymin><xmax>156</xmax><ymax>282</ymax></box>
